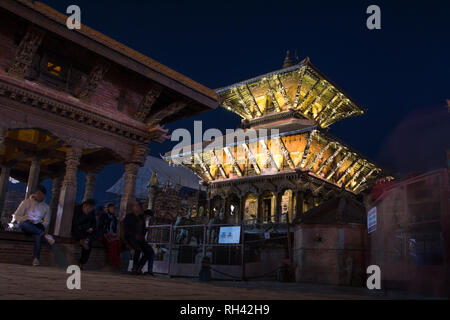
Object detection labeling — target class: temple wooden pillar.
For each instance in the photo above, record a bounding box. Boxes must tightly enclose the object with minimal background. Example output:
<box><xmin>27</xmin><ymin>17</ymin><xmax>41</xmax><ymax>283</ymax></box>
<box><xmin>119</xmin><ymin>163</ymin><xmax>140</xmax><ymax>218</ymax></box>
<box><xmin>206</xmin><ymin>198</ymin><xmax>212</xmax><ymax>219</ymax></box>
<box><xmin>0</xmin><ymin>166</ymin><xmax>11</xmax><ymax>227</ymax></box>
<box><xmin>25</xmin><ymin>155</ymin><xmax>41</xmax><ymax>199</ymax></box>
<box><xmin>83</xmin><ymin>167</ymin><xmax>102</xmax><ymax>202</ymax></box>
<box><xmin>119</xmin><ymin>144</ymin><xmax>148</xmax><ymax>219</ymax></box>
<box><xmin>0</xmin><ymin>128</ymin><xmax>6</xmax><ymax>152</ymax></box>
<box><xmin>275</xmin><ymin>192</ymin><xmax>283</xmax><ymax>223</ymax></box>
<box><xmin>54</xmin><ymin>147</ymin><xmax>82</xmax><ymax>237</ymax></box>
<box><xmin>240</xmin><ymin>195</ymin><xmax>246</xmax><ymax>223</ymax></box>
<box><xmin>48</xmin><ymin>175</ymin><xmax>63</xmax><ymax>234</ymax></box>
<box><xmin>257</xmin><ymin>194</ymin><xmax>263</xmax><ymax>223</ymax></box>
<box><xmin>295</xmin><ymin>190</ymin><xmax>304</xmax><ymax>219</ymax></box>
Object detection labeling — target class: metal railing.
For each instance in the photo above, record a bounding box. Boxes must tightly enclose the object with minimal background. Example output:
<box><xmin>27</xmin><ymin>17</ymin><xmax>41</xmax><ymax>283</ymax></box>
<box><xmin>145</xmin><ymin>222</ymin><xmax>291</xmax><ymax>280</ymax></box>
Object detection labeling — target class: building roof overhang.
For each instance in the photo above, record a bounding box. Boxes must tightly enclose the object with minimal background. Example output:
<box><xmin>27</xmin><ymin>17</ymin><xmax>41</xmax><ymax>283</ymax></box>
<box><xmin>0</xmin><ymin>0</ymin><xmax>218</xmax><ymax>112</ymax></box>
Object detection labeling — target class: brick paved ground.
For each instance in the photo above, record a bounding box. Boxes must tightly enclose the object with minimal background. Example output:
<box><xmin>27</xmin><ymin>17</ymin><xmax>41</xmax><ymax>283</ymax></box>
<box><xmin>0</xmin><ymin>263</ymin><xmax>381</xmax><ymax>300</ymax></box>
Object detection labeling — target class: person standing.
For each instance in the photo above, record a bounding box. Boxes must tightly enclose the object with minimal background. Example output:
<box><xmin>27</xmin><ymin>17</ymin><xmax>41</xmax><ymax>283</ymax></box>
<box><xmin>14</xmin><ymin>185</ymin><xmax>55</xmax><ymax>266</ymax></box>
<box><xmin>71</xmin><ymin>198</ymin><xmax>96</xmax><ymax>269</ymax></box>
<box><xmin>122</xmin><ymin>202</ymin><xmax>153</xmax><ymax>275</ymax></box>
<box><xmin>143</xmin><ymin>209</ymin><xmax>155</xmax><ymax>275</ymax></box>
<box><xmin>98</xmin><ymin>203</ymin><xmax>121</xmax><ymax>267</ymax></box>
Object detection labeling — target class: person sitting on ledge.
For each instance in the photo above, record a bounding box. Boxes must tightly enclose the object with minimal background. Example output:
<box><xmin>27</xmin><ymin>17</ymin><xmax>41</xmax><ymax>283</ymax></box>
<box><xmin>71</xmin><ymin>198</ymin><xmax>96</xmax><ymax>269</ymax></box>
<box><xmin>13</xmin><ymin>185</ymin><xmax>55</xmax><ymax>266</ymax></box>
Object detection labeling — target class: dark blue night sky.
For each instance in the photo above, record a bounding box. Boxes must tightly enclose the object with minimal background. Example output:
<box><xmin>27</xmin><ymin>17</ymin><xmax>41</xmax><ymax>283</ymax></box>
<box><xmin>35</xmin><ymin>0</ymin><xmax>450</xmax><ymax>204</ymax></box>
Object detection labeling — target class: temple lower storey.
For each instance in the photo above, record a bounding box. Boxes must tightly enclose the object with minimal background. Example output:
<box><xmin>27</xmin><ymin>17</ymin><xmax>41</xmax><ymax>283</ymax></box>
<box><xmin>207</xmin><ymin>169</ymin><xmax>345</xmax><ymax>225</ymax></box>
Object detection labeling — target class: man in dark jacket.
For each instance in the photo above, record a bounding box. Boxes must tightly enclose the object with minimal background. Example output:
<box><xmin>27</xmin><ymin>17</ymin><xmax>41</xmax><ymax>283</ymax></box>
<box><xmin>122</xmin><ymin>201</ymin><xmax>153</xmax><ymax>275</ymax></box>
<box><xmin>71</xmin><ymin>198</ymin><xmax>96</xmax><ymax>268</ymax></box>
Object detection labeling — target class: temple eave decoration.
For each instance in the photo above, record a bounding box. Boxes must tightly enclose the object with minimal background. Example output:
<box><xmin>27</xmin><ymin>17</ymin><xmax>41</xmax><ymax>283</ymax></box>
<box><xmin>166</xmin><ymin>128</ymin><xmax>389</xmax><ymax>195</ymax></box>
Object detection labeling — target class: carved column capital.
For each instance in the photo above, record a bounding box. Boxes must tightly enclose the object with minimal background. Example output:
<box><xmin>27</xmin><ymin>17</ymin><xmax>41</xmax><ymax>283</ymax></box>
<box><xmin>128</xmin><ymin>144</ymin><xmax>149</xmax><ymax>165</ymax></box>
<box><xmin>83</xmin><ymin>167</ymin><xmax>102</xmax><ymax>202</ymax></box>
<box><xmin>54</xmin><ymin>146</ymin><xmax>82</xmax><ymax>237</ymax></box>
<box><xmin>25</xmin><ymin>156</ymin><xmax>42</xmax><ymax>199</ymax></box>
<box><xmin>62</xmin><ymin>147</ymin><xmax>82</xmax><ymax>188</ymax></box>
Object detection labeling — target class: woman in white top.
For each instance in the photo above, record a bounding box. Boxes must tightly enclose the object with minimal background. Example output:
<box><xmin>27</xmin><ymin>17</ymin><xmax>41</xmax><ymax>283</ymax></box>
<box><xmin>14</xmin><ymin>185</ymin><xmax>55</xmax><ymax>266</ymax></box>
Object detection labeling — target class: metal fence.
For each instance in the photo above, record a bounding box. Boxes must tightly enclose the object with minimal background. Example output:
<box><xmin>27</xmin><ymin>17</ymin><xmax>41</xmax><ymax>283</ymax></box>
<box><xmin>146</xmin><ymin>222</ymin><xmax>292</xmax><ymax>280</ymax></box>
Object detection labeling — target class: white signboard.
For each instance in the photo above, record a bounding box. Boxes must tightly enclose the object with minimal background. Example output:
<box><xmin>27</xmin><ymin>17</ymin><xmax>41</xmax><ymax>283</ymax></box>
<box><xmin>218</xmin><ymin>226</ymin><xmax>241</xmax><ymax>244</ymax></box>
<box><xmin>367</xmin><ymin>206</ymin><xmax>377</xmax><ymax>233</ymax></box>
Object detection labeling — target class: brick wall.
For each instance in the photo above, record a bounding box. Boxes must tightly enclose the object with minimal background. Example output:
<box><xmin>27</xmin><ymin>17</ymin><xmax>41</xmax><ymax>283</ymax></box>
<box><xmin>293</xmin><ymin>224</ymin><xmax>366</xmax><ymax>286</ymax></box>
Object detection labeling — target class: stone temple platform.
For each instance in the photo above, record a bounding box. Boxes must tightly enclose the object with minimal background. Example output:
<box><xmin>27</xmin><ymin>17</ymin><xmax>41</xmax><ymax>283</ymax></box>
<box><xmin>0</xmin><ymin>263</ymin><xmax>383</xmax><ymax>300</ymax></box>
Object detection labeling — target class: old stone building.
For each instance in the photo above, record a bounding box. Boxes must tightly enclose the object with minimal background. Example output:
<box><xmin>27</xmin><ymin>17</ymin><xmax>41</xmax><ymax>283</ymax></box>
<box><xmin>0</xmin><ymin>0</ymin><xmax>217</xmax><ymax>236</ymax></box>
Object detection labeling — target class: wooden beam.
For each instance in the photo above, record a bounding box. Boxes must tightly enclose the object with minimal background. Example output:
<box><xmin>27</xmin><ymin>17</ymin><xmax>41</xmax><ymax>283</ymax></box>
<box><xmin>299</xmin><ymin>131</ymin><xmax>314</xmax><ymax>168</ymax></box>
<box><xmin>276</xmin><ymin>136</ymin><xmax>295</xmax><ymax>169</ymax></box>
<box><xmin>146</xmin><ymin>101</ymin><xmax>187</xmax><ymax>127</ymax></box>
<box><xmin>76</xmin><ymin>62</ymin><xmax>110</xmax><ymax>100</ymax></box>
<box><xmin>353</xmin><ymin>167</ymin><xmax>378</xmax><ymax>192</ymax></box>
<box><xmin>324</xmin><ymin>108</ymin><xmax>362</xmax><ymax>127</ymax></box>
<box><xmin>133</xmin><ymin>86</ymin><xmax>162</xmax><ymax>122</ymax></box>
<box><xmin>326</xmin><ymin>151</ymin><xmax>352</xmax><ymax>180</ymax></box>
<box><xmin>264</xmin><ymin>79</ymin><xmax>281</xmax><ymax>112</ymax></box>
<box><xmin>244</xmin><ymin>84</ymin><xmax>263</xmax><ymax>116</ymax></box>
<box><xmin>222</xmin><ymin>100</ymin><xmax>249</xmax><ymax>119</ymax></box>
<box><xmin>275</xmin><ymin>75</ymin><xmax>292</xmax><ymax>108</ymax></box>
<box><xmin>320</xmin><ymin>99</ymin><xmax>348</xmax><ymax>127</ymax></box>
<box><xmin>316</xmin><ymin>145</ymin><xmax>342</xmax><ymax>175</ymax></box>
<box><xmin>293</xmin><ymin>67</ymin><xmax>307</xmax><ymax>108</ymax></box>
<box><xmin>7</xmin><ymin>25</ymin><xmax>45</xmax><ymax>78</ymax></box>
<box><xmin>212</xmin><ymin>150</ymin><xmax>228</xmax><ymax>179</ymax></box>
<box><xmin>306</xmin><ymin>141</ymin><xmax>332</xmax><ymax>170</ymax></box>
<box><xmin>303</xmin><ymin>83</ymin><xmax>330</xmax><ymax>115</ymax></box>
<box><xmin>316</xmin><ymin>92</ymin><xmax>340</xmax><ymax>123</ymax></box>
<box><xmin>242</xmin><ymin>143</ymin><xmax>261</xmax><ymax>174</ymax></box>
<box><xmin>194</xmin><ymin>153</ymin><xmax>213</xmax><ymax>181</ymax></box>
<box><xmin>297</xmin><ymin>78</ymin><xmax>320</xmax><ymax>110</ymax></box>
<box><xmin>224</xmin><ymin>147</ymin><xmax>243</xmax><ymax>177</ymax></box>
<box><xmin>259</xmin><ymin>139</ymin><xmax>278</xmax><ymax>171</ymax></box>
<box><xmin>234</xmin><ymin>87</ymin><xmax>254</xmax><ymax>118</ymax></box>
<box><xmin>345</xmin><ymin>162</ymin><xmax>367</xmax><ymax>188</ymax></box>
<box><xmin>336</xmin><ymin>158</ymin><xmax>359</xmax><ymax>185</ymax></box>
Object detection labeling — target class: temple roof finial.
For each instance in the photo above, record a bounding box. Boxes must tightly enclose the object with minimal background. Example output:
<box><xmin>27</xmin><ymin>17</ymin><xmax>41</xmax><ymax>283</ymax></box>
<box><xmin>283</xmin><ymin>50</ymin><xmax>293</xmax><ymax>68</ymax></box>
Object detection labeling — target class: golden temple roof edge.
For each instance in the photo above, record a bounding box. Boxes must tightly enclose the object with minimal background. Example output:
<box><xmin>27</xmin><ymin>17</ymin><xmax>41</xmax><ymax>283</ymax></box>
<box><xmin>215</xmin><ymin>56</ymin><xmax>366</xmax><ymax>114</ymax></box>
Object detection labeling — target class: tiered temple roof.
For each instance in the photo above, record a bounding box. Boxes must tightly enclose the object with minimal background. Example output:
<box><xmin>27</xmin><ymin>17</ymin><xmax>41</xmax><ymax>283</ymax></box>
<box><xmin>217</xmin><ymin>56</ymin><xmax>364</xmax><ymax>128</ymax></box>
<box><xmin>165</xmin><ymin>53</ymin><xmax>391</xmax><ymax>195</ymax></box>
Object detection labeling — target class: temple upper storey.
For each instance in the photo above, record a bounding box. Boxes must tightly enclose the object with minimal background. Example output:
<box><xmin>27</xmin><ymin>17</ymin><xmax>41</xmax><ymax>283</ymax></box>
<box><xmin>217</xmin><ymin>53</ymin><xmax>364</xmax><ymax>128</ymax></box>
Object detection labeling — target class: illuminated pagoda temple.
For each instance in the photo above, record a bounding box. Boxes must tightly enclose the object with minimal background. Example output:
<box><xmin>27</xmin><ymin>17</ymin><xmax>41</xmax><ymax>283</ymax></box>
<box><xmin>166</xmin><ymin>52</ymin><xmax>390</xmax><ymax>224</ymax></box>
